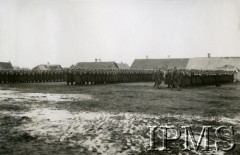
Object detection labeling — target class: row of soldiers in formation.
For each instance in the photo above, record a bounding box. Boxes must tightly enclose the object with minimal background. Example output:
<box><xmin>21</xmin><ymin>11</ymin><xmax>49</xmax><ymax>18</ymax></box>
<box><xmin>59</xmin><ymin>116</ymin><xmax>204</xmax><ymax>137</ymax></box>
<box><xmin>153</xmin><ymin>67</ymin><xmax>234</xmax><ymax>90</ymax></box>
<box><xmin>0</xmin><ymin>69</ymin><xmax>153</xmax><ymax>84</ymax></box>
<box><xmin>0</xmin><ymin>68</ymin><xmax>235</xmax><ymax>88</ymax></box>
<box><xmin>66</xmin><ymin>69</ymin><xmax>153</xmax><ymax>85</ymax></box>
<box><xmin>0</xmin><ymin>70</ymin><xmax>65</xmax><ymax>83</ymax></box>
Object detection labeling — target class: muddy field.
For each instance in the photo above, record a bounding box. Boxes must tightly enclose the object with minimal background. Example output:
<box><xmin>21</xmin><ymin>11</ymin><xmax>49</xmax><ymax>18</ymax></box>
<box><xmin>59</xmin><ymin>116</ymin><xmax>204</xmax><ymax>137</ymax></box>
<box><xmin>0</xmin><ymin>82</ymin><xmax>240</xmax><ymax>155</ymax></box>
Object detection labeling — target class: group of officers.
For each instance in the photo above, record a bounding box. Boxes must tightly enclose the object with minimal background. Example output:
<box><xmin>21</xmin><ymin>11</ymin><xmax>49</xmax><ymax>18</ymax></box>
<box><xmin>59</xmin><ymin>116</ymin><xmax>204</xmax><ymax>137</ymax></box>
<box><xmin>153</xmin><ymin>67</ymin><xmax>235</xmax><ymax>90</ymax></box>
<box><xmin>0</xmin><ymin>68</ymin><xmax>235</xmax><ymax>89</ymax></box>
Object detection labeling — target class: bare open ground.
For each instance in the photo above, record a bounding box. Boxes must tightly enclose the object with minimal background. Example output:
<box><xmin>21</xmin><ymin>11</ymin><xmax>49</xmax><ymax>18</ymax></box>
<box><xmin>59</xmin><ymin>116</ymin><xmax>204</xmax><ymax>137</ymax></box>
<box><xmin>0</xmin><ymin>82</ymin><xmax>240</xmax><ymax>155</ymax></box>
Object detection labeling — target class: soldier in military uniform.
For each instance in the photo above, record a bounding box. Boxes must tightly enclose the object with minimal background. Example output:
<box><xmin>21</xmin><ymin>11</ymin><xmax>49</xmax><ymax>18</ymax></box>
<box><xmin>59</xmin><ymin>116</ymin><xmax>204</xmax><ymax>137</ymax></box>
<box><xmin>73</xmin><ymin>69</ymin><xmax>78</xmax><ymax>85</ymax></box>
<box><xmin>153</xmin><ymin>69</ymin><xmax>158</xmax><ymax>88</ymax></box>
<box><xmin>66</xmin><ymin>69</ymin><xmax>73</xmax><ymax>85</ymax></box>
<box><xmin>171</xmin><ymin>67</ymin><xmax>181</xmax><ymax>90</ymax></box>
<box><xmin>0</xmin><ymin>70</ymin><xmax>3</xmax><ymax>84</ymax></box>
<box><xmin>165</xmin><ymin>69</ymin><xmax>171</xmax><ymax>88</ymax></box>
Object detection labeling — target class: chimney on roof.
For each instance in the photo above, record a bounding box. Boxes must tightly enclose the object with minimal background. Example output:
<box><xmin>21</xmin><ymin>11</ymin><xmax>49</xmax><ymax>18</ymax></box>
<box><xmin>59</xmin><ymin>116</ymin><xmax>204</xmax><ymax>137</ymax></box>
<box><xmin>95</xmin><ymin>58</ymin><xmax>97</xmax><ymax>62</ymax></box>
<box><xmin>168</xmin><ymin>55</ymin><xmax>170</xmax><ymax>59</ymax></box>
<box><xmin>208</xmin><ymin>53</ymin><xmax>211</xmax><ymax>58</ymax></box>
<box><xmin>146</xmin><ymin>55</ymin><xmax>148</xmax><ymax>59</ymax></box>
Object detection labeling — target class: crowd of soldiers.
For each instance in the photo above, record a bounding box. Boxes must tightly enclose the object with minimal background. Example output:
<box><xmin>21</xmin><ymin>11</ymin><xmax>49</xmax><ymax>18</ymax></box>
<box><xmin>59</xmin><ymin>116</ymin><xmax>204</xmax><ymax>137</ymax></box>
<box><xmin>0</xmin><ymin>68</ymin><xmax>235</xmax><ymax>89</ymax></box>
<box><xmin>0</xmin><ymin>70</ymin><xmax>65</xmax><ymax>83</ymax></box>
<box><xmin>0</xmin><ymin>69</ymin><xmax>154</xmax><ymax>85</ymax></box>
<box><xmin>65</xmin><ymin>69</ymin><xmax>153</xmax><ymax>85</ymax></box>
<box><xmin>153</xmin><ymin>67</ymin><xmax>235</xmax><ymax>90</ymax></box>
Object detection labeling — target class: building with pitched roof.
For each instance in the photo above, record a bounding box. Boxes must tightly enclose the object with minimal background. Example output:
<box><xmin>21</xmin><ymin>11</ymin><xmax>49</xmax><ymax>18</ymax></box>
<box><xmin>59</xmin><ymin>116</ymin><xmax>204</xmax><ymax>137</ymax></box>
<box><xmin>131</xmin><ymin>58</ymin><xmax>189</xmax><ymax>70</ymax></box>
<box><xmin>0</xmin><ymin>61</ymin><xmax>13</xmax><ymax>70</ymax></box>
<box><xmin>71</xmin><ymin>61</ymin><xmax>129</xmax><ymax>69</ymax></box>
<box><xmin>32</xmin><ymin>64</ymin><xmax>63</xmax><ymax>71</ymax></box>
<box><xmin>186</xmin><ymin>57</ymin><xmax>240</xmax><ymax>70</ymax></box>
<box><xmin>131</xmin><ymin>55</ymin><xmax>240</xmax><ymax>81</ymax></box>
<box><xmin>116</xmin><ymin>62</ymin><xmax>130</xmax><ymax>69</ymax></box>
<box><xmin>186</xmin><ymin>57</ymin><xmax>240</xmax><ymax>82</ymax></box>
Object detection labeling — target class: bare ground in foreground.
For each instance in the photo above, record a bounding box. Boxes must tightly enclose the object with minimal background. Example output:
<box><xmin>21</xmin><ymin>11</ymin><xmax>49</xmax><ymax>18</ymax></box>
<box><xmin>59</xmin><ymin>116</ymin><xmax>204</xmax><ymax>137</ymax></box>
<box><xmin>0</xmin><ymin>82</ymin><xmax>240</xmax><ymax>155</ymax></box>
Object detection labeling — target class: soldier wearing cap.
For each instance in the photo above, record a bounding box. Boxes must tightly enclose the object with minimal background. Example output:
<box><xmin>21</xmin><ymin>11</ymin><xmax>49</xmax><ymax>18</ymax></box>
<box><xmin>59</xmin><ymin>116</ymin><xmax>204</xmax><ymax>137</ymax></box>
<box><xmin>165</xmin><ymin>69</ymin><xmax>171</xmax><ymax>88</ymax></box>
<box><xmin>153</xmin><ymin>69</ymin><xmax>157</xmax><ymax>88</ymax></box>
<box><xmin>73</xmin><ymin>69</ymin><xmax>79</xmax><ymax>85</ymax></box>
<box><xmin>66</xmin><ymin>69</ymin><xmax>73</xmax><ymax>85</ymax></box>
<box><xmin>171</xmin><ymin>67</ymin><xmax>181</xmax><ymax>90</ymax></box>
<box><xmin>78</xmin><ymin>69</ymin><xmax>84</xmax><ymax>85</ymax></box>
<box><xmin>0</xmin><ymin>70</ymin><xmax>2</xmax><ymax>84</ymax></box>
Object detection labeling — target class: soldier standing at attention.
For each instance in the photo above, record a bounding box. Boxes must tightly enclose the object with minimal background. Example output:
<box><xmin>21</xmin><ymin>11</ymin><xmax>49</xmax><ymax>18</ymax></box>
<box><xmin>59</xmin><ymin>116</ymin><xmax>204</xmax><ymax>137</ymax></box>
<box><xmin>171</xmin><ymin>67</ymin><xmax>181</xmax><ymax>90</ymax></box>
<box><xmin>164</xmin><ymin>69</ymin><xmax>170</xmax><ymax>88</ymax></box>
<box><xmin>153</xmin><ymin>68</ymin><xmax>158</xmax><ymax>88</ymax></box>
<box><xmin>157</xmin><ymin>68</ymin><xmax>164</xmax><ymax>88</ymax></box>
<box><xmin>66</xmin><ymin>69</ymin><xmax>72</xmax><ymax>85</ymax></box>
<box><xmin>74</xmin><ymin>69</ymin><xmax>79</xmax><ymax>85</ymax></box>
<box><xmin>0</xmin><ymin>70</ymin><xmax>2</xmax><ymax>84</ymax></box>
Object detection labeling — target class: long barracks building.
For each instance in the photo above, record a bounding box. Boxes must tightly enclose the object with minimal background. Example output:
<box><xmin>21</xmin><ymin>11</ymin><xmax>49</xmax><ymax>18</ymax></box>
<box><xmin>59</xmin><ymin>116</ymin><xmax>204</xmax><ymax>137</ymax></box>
<box><xmin>131</xmin><ymin>56</ymin><xmax>240</xmax><ymax>82</ymax></box>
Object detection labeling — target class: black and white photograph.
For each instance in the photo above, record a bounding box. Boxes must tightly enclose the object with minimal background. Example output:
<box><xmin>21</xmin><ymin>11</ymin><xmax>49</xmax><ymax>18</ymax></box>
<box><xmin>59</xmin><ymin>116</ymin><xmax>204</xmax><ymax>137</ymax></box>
<box><xmin>0</xmin><ymin>0</ymin><xmax>240</xmax><ymax>154</ymax></box>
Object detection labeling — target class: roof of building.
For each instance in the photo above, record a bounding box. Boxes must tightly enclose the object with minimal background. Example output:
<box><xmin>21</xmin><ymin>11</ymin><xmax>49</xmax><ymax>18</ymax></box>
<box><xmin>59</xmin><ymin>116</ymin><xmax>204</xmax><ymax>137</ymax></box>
<box><xmin>130</xmin><ymin>58</ymin><xmax>189</xmax><ymax>70</ymax></box>
<box><xmin>32</xmin><ymin>64</ymin><xmax>63</xmax><ymax>70</ymax></box>
<box><xmin>217</xmin><ymin>64</ymin><xmax>240</xmax><ymax>72</ymax></box>
<box><xmin>21</xmin><ymin>67</ymin><xmax>30</xmax><ymax>70</ymax></box>
<box><xmin>186</xmin><ymin>57</ymin><xmax>240</xmax><ymax>70</ymax></box>
<box><xmin>71</xmin><ymin>61</ymin><xmax>119</xmax><ymax>69</ymax></box>
<box><xmin>48</xmin><ymin>65</ymin><xmax>63</xmax><ymax>70</ymax></box>
<box><xmin>13</xmin><ymin>66</ymin><xmax>21</xmax><ymax>70</ymax></box>
<box><xmin>0</xmin><ymin>62</ymin><xmax>13</xmax><ymax>70</ymax></box>
<box><xmin>116</xmin><ymin>63</ymin><xmax>130</xmax><ymax>69</ymax></box>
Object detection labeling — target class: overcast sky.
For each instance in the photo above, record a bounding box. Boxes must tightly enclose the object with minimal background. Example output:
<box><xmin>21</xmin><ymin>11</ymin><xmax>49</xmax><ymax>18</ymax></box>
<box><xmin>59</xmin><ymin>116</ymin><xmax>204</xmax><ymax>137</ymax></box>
<box><xmin>0</xmin><ymin>0</ymin><xmax>240</xmax><ymax>68</ymax></box>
